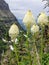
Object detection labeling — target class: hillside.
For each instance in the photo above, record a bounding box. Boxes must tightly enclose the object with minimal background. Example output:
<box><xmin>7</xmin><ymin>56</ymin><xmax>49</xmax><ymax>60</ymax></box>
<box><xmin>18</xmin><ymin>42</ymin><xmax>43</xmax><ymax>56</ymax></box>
<box><xmin>0</xmin><ymin>0</ymin><xmax>23</xmax><ymax>38</ymax></box>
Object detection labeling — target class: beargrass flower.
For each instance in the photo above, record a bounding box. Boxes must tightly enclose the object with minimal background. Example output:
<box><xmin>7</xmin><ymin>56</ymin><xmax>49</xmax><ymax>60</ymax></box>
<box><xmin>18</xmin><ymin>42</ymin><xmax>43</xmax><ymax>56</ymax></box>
<box><xmin>31</xmin><ymin>25</ymin><xmax>39</xmax><ymax>34</ymax></box>
<box><xmin>23</xmin><ymin>10</ymin><xmax>36</xmax><ymax>30</ymax></box>
<box><xmin>9</xmin><ymin>23</ymin><xmax>19</xmax><ymax>41</ymax></box>
<box><xmin>38</xmin><ymin>12</ymin><xmax>48</xmax><ymax>26</ymax></box>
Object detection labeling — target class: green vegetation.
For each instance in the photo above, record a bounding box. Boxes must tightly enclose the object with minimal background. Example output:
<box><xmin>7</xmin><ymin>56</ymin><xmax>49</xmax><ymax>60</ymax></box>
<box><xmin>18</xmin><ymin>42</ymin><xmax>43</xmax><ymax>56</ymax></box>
<box><xmin>0</xmin><ymin>14</ymin><xmax>49</xmax><ymax>65</ymax></box>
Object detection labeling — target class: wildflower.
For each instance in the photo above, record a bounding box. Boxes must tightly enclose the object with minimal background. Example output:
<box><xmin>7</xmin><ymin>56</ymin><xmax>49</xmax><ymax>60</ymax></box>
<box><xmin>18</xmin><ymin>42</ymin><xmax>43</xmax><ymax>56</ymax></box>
<box><xmin>9</xmin><ymin>23</ymin><xmax>19</xmax><ymax>41</ymax></box>
<box><xmin>9</xmin><ymin>45</ymin><xmax>14</xmax><ymax>51</ymax></box>
<box><xmin>38</xmin><ymin>12</ymin><xmax>48</xmax><ymax>26</ymax></box>
<box><xmin>23</xmin><ymin>10</ymin><xmax>36</xmax><ymax>30</ymax></box>
<box><xmin>31</xmin><ymin>25</ymin><xmax>39</xmax><ymax>34</ymax></box>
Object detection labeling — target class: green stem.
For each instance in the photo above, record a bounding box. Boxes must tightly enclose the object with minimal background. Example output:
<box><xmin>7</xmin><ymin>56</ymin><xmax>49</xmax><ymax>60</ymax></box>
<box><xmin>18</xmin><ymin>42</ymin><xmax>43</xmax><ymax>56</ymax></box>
<box><xmin>27</xmin><ymin>32</ymin><xmax>32</xmax><ymax>65</ymax></box>
<box><xmin>33</xmin><ymin>37</ymin><xmax>37</xmax><ymax>65</ymax></box>
<box><xmin>28</xmin><ymin>43</ymin><xmax>32</xmax><ymax>65</ymax></box>
<box><xmin>33</xmin><ymin>34</ymin><xmax>41</xmax><ymax>65</ymax></box>
<box><xmin>14</xmin><ymin>43</ymin><xmax>19</xmax><ymax>65</ymax></box>
<box><xmin>40</xmin><ymin>27</ymin><xmax>44</xmax><ymax>65</ymax></box>
<box><xmin>41</xmin><ymin>36</ymin><xmax>43</xmax><ymax>65</ymax></box>
<box><xmin>34</xmin><ymin>43</ymin><xmax>41</xmax><ymax>65</ymax></box>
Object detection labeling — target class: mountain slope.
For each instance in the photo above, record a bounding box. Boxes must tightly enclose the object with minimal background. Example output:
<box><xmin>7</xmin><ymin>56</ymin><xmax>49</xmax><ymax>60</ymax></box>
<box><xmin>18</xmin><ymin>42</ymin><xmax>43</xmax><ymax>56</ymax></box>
<box><xmin>0</xmin><ymin>0</ymin><xmax>23</xmax><ymax>29</ymax></box>
<box><xmin>0</xmin><ymin>0</ymin><xmax>24</xmax><ymax>39</ymax></box>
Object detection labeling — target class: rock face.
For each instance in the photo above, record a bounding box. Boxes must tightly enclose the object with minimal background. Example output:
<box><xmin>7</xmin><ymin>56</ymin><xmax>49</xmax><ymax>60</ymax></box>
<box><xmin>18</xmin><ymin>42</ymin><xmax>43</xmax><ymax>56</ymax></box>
<box><xmin>0</xmin><ymin>0</ymin><xmax>24</xmax><ymax>38</ymax></box>
<box><xmin>0</xmin><ymin>0</ymin><xmax>23</xmax><ymax>29</ymax></box>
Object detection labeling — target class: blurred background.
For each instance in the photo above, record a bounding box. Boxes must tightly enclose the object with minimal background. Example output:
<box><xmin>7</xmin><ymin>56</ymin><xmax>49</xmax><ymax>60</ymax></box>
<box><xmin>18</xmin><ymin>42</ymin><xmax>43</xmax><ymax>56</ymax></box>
<box><xmin>4</xmin><ymin>0</ymin><xmax>49</xmax><ymax>21</ymax></box>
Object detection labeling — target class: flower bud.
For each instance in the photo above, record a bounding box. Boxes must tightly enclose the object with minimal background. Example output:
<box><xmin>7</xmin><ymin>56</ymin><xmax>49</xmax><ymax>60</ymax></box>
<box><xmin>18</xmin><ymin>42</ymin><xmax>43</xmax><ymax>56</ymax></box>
<box><xmin>31</xmin><ymin>25</ymin><xmax>39</xmax><ymax>34</ymax></box>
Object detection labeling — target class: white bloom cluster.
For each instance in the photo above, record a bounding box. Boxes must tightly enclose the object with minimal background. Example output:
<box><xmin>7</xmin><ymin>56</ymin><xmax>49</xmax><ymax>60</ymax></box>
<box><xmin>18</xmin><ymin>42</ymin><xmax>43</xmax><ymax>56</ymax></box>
<box><xmin>31</xmin><ymin>25</ymin><xmax>39</xmax><ymax>34</ymax></box>
<box><xmin>8</xmin><ymin>10</ymin><xmax>48</xmax><ymax>39</ymax></box>
<box><xmin>23</xmin><ymin>10</ymin><xmax>36</xmax><ymax>29</ymax></box>
<box><xmin>9</xmin><ymin>23</ymin><xmax>19</xmax><ymax>41</ymax></box>
<box><xmin>38</xmin><ymin>12</ymin><xmax>48</xmax><ymax>26</ymax></box>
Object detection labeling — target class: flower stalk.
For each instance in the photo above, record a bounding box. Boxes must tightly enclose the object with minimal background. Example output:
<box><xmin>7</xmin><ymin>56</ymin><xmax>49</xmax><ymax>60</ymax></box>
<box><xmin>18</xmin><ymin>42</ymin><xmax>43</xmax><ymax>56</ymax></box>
<box><xmin>40</xmin><ymin>26</ymin><xmax>45</xmax><ymax>65</ymax></box>
<box><xmin>33</xmin><ymin>34</ymin><xmax>41</xmax><ymax>65</ymax></box>
<box><xmin>13</xmin><ymin>43</ymin><xmax>19</xmax><ymax>65</ymax></box>
<box><xmin>27</xmin><ymin>32</ymin><xmax>32</xmax><ymax>65</ymax></box>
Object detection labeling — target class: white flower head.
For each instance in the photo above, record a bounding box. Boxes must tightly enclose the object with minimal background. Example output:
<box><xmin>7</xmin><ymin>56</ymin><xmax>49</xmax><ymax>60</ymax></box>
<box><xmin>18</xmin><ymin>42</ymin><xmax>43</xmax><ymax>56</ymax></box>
<box><xmin>38</xmin><ymin>12</ymin><xmax>48</xmax><ymax>26</ymax></box>
<box><xmin>23</xmin><ymin>10</ymin><xmax>36</xmax><ymax>30</ymax></box>
<box><xmin>9</xmin><ymin>45</ymin><xmax>14</xmax><ymax>51</ymax></box>
<box><xmin>9</xmin><ymin>23</ymin><xmax>19</xmax><ymax>41</ymax></box>
<box><xmin>31</xmin><ymin>25</ymin><xmax>39</xmax><ymax>34</ymax></box>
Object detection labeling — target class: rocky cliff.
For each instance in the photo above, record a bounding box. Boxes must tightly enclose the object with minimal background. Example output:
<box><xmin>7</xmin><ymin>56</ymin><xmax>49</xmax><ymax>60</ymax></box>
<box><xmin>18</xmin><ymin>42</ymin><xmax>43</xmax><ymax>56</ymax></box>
<box><xmin>0</xmin><ymin>0</ymin><xmax>24</xmax><ymax>38</ymax></box>
<box><xmin>0</xmin><ymin>0</ymin><xmax>23</xmax><ymax>29</ymax></box>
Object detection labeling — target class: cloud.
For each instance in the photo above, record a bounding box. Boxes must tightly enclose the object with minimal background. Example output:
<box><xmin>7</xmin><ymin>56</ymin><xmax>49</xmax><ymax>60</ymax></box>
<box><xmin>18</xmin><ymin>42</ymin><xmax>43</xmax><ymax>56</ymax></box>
<box><xmin>4</xmin><ymin>0</ymin><xmax>48</xmax><ymax>19</ymax></box>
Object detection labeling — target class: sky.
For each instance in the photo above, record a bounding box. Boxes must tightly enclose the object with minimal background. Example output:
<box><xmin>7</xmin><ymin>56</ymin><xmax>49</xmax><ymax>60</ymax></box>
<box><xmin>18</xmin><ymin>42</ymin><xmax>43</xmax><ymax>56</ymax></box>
<box><xmin>4</xmin><ymin>0</ymin><xmax>48</xmax><ymax>20</ymax></box>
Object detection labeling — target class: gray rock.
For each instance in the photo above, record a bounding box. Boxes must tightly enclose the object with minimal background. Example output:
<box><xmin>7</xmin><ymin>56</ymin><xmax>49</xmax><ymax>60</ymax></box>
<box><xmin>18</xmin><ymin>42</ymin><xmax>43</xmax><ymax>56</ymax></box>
<box><xmin>0</xmin><ymin>0</ymin><xmax>23</xmax><ymax>29</ymax></box>
<box><xmin>0</xmin><ymin>0</ymin><xmax>24</xmax><ymax>39</ymax></box>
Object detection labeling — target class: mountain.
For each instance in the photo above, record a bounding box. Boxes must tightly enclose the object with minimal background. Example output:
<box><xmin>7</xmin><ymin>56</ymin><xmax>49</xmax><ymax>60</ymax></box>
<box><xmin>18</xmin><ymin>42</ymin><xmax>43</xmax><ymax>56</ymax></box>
<box><xmin>0</xmin><ymin>0</ymin><xmax>24</xmax><ymax>39</ymax></box>
<box><xmin>0</xmin><ymin>0</ymin><xmax>23</xmax><ymax>29</ymax></box>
